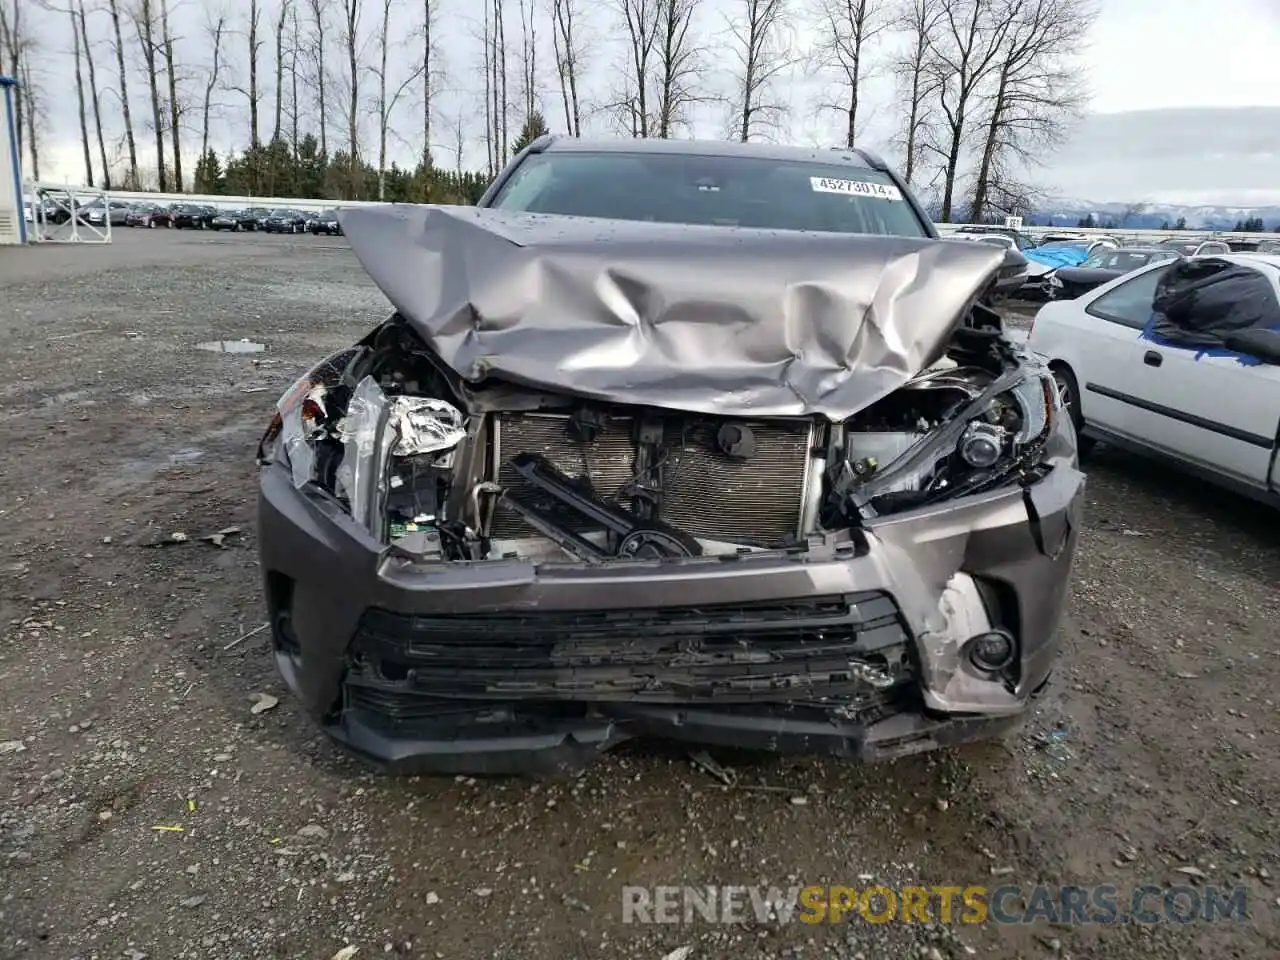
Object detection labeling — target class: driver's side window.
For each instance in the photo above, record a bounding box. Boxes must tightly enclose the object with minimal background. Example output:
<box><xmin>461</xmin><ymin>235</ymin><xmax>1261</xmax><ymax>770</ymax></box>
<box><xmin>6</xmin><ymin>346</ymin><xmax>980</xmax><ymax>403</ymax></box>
<box><xmin>1085</xmin><ymin>265</ymin><xmax>1173</xmax><ymax>329</ymax></box>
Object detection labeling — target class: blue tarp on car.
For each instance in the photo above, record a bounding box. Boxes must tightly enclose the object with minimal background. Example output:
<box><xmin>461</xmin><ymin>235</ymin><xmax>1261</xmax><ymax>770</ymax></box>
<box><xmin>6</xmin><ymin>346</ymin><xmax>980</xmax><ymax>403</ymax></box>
<box><xmin>1023</xmin><ymin>246</ymin><xmax>1090</xmax><ymax>270</ymax></box>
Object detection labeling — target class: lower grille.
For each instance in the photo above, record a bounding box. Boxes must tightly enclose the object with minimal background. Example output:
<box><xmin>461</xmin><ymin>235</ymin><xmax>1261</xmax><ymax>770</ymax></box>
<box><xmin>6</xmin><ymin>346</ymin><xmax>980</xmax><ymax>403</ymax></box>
<box><xmin>489</xmin><ymin>412</ymin><xmax>814</xmax><ymax>545</ymax></box>
<box><xmin>343</xmin><ymin>593</ymin><xmax>913</xmax><ymax>706</ymax></box>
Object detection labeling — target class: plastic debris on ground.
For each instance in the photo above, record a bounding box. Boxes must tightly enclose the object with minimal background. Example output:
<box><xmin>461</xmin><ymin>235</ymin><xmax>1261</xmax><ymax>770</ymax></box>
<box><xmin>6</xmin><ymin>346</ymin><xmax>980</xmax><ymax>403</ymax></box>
<box><xmin>250</xmin><ymin>693</ymin><xmax>279</xmax><ymax>715</ymax></box>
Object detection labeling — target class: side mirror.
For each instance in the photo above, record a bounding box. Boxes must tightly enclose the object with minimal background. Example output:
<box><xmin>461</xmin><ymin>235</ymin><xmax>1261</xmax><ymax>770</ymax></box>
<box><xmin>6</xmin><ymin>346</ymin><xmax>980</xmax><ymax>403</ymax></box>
<box><xmin>1223</xmin><ymin>328</ymin><xmax>1280</xmax><ymax>365</ymax></box>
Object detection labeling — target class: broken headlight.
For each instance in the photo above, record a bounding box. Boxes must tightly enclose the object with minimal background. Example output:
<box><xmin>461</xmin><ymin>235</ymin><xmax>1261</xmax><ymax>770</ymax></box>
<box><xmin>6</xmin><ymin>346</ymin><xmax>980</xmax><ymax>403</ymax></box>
<box><xmin>255</xmin><ymin>348</ymin><xmax>359</xmax><ymax>477</ymax></box>
<box><xmin>983</xmin><ymin>371</ymin><xmax>1056</xmax><ymax>448</ymax></box>
<box><xmin>832</xmin><ymin>370</ymin><xmax>1059</xmax><ymax>519</ymax></box>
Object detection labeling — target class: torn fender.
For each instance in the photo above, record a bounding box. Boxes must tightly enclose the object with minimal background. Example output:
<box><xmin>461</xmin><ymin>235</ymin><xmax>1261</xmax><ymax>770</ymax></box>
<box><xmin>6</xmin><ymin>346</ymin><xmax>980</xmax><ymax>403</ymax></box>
<box><xmin>337</xmin><ymin>205</ymin><xmax>1006</xmax><ymax>420</ymax></box>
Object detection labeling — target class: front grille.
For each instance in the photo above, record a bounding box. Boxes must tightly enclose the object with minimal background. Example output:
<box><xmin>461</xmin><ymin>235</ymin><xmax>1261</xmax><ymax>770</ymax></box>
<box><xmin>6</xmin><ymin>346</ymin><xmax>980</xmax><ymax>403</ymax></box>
<box><xmin>489</xmin><ymin>412</ymin><xmax>813</xmax><ymax>545</ymax></box>
<box><xmin>343</xmin><ymin>593</ymin><xmax>913</xmax><ymax>706</ymax></box>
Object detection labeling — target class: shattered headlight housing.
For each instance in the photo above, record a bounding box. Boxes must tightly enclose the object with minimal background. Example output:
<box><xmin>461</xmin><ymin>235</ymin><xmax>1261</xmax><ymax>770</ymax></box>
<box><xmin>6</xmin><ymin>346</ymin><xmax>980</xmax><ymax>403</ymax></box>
<box><xmin>256</xmin><ymin>348</ymin><xmax>360</xmax><ymax>474</ymax></box>
<box><xmin>984</xmin><ymin>372</ymin><xmax>1056</xmax><ymax>448</ymax></box>
<box><xmin>835</xmin><ymin>370</ymin><xmax>1059</xmax><ymax>519</ymax></box>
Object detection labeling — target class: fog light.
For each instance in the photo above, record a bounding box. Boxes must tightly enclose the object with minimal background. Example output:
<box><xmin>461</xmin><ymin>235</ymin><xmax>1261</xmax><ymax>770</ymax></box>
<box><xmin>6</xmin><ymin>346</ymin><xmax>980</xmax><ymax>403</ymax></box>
<box><xmin>967</xmin><ymin>630</ymin><xmax>1016</xmax><ymax>671</ymax></box>
<box><xmin>958</xmin><ymin>422</ymin><xmax>1004</xmax><ymax>468</ymax></box>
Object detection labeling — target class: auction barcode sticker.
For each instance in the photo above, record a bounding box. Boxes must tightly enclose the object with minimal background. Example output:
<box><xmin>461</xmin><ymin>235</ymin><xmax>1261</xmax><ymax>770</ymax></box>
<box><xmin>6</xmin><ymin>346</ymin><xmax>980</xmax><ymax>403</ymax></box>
<box><xmin>810</xmin><ymin>177</ymin><xmax>903</xmax><ymax>201</ymax></box>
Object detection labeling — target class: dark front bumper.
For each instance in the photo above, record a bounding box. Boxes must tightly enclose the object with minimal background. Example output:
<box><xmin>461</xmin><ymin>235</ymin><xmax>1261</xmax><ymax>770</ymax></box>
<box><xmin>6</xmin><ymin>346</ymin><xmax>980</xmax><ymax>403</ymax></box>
<box><xmin>257</xmin><ymin>432</ymin><xmax>1083</xmax><ymax>776</ymax></box>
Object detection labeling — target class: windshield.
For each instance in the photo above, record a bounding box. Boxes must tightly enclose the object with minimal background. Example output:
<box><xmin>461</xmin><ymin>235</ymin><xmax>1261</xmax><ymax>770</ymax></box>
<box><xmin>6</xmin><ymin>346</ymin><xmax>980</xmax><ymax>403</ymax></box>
<box><xmin>487</xmin><ymin>151</ymin><xmax>929</xmax><ymax>237</ymax></box>
<box><xmin>1082</xmin><ymin>251</ymin><xmax>1157</xmax><ymax>270</ymax></box>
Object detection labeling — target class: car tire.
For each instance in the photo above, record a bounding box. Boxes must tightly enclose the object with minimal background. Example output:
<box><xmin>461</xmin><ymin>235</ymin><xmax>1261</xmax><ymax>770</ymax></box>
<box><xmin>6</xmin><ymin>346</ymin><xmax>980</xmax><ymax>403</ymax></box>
<box><xmin>1052</xmin><ymin>363</ymin><xmax>1095</xmax><ymax>457</ymax></box>
<box><xmin>147</xmin><ymin>219</ymin><xmax>155</xmax><ymax>229</ymax></box>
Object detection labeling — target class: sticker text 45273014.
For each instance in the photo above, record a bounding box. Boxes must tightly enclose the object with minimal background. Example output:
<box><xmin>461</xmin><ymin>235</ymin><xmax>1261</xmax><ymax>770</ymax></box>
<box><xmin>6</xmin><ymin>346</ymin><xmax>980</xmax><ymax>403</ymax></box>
<box><xmin>810</xmin><ymin>177</ymin><xmax>904</xmax><ymax>201</ymax></box>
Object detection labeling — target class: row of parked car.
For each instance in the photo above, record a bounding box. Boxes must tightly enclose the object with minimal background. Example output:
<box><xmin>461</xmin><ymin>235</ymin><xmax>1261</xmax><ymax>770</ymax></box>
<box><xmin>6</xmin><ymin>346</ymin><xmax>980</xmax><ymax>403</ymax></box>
<box><xmin>953</xmin><ymin>224</ymin><xmax>1280</xmax><ymax>302</ymax></box>
<box><xmin>35</xmin><ymin>197</ymin><xmax>344</xmax><ymax>236</ymax></box>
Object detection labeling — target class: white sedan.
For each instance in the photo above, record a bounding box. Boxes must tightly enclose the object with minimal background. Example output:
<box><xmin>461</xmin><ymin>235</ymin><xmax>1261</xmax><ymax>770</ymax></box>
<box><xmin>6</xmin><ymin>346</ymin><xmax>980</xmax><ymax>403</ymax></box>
<box><xmin>1026</xmin><ymin>254</ymin><xmax>1280</xmax><ymax>506</ymax></box>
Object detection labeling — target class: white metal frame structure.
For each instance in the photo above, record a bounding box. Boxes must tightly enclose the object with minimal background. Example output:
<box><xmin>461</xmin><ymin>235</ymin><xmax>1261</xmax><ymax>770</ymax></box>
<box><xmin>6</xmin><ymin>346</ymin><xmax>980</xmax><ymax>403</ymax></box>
<box><xmin>28</xmin><ymin>182</ymin><xmax>112</xmax><ymax>243</ymax></box>
<box><xmin>0</xmin><ymin>74</ymin><xmax>25</xmax><ymax>244</ymax></box>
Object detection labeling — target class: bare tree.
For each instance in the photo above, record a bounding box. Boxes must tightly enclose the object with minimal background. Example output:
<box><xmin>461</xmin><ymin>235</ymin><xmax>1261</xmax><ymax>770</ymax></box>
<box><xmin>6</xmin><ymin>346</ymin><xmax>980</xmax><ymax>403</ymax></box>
<box><xmin>228</xmin><ymin>0</ymin><xmax>264</xmax><ymax>149</ymax></box>
<box><xmin>483</xmin><ymin>0</ymin><xmax>493</xmax><ymax>174</ymax></box>
<box><xmin>923</xmin><ymin>0</ymin><xmax>1011</xmax><ymax>221</ymax></box>
<box><xmin>812</xmin><ymin>0</ymin><xmax>888</xmax><ymax>147</ymax></box>
<box><xmin>305</xmin><ymin>0</ymin><xmax>329</xmax><ymax>154</ymax></box>
<box><xmin>1120</xmin><ymin>200</ymin><xmax>1148</xmax><ymax>226</ymax></box>
<box><xmin>131</xmin><ymin>0</ymin><xmax>167</xmax><ymax>191</ymax></box>
<box><xmin>272</xmin><ymin>0</ymin><xmax>290</xmax><ymax>143</ymax></box>
<box><xmin>967</xmin><ymin>0</ymin><xmax>1093</xmax><ymax>221</ymax></box>
<box><xmin>728</xmin><ymin>0</ymin><xmax>792</xmax><ymax>141</ymax></box>
<box><xmin>613</xmin><ymin>0</ymin><xmax>657</xmax><ymax>136</ymax></box>
<box><xmin>516</xmin><ymin>0</ymin><xmax>536</xmax><ymax>125</ymax></box>
<box><xmin>485</xmin><ymin>0</ymin><xmax>510</xmax><ymax>161</ymax></box>
<box><xmin>450</xmin><ymin>110</ymin><xmax>465</xmax><ymax>176</ymax></box>
<box><xmin>653</xmin><ymin>0</ymin><xmax>704</xmax><ymax>138</ymax></box>
<box><xmin>373</xmin><ymin>0</ymin><xmax>389</xmax><ymax>196</ymax></box>
<box><xmin>78</xmin><ymin>1</ymin><xmax>111</xmax><ymax>189</ymax></box>
<box><xmin>549</xmin><ymin>0</ymin><xmax>582</xmax><ymax>136</ymax></box>
<box><xmin>496</xmin><ymin>0</ymin><xmax>508</xmax><ymax>157</ymax></box>
<box><xmin>160</xmin><ymin>0</ymin><xmax>183</xmax><ymax>191</ymax></box>
<box><xmin>420</xmin><ymin>0</ymin><xmax>439</xmax><ymax>166</ymax></box>
<box><xmin>339</xmin><ymin>0</ymin><xmax>362</xmax><ymax>192</ymax></box>
<box><xmin>71</xmin><ymin>7</ymin><xmax>95</xmax><ymax>185</ymax></box>
<box><xmin>892</xmin><ymin>0</ymin><xmax>940</xmax><ymax>186</ymax></box>
<box><xmin>0</xmin><ymin>0</ymin><xmax>25</xmax><ymax>168</ymax></box>
<box><xmin>371</xmin><ymin>0</ymin><xmax>424</xmax><ymax>197</ymax></box>
<box><xmin>19</xmin><ymin>52</ymin><xmax>37</xmax><ymax>178</ymax></box>
<box><xmin>289</xmin><ymin>4</ymin><xmax>300</xmax><ymax>152</ymax></box>
<box><xmin>105</xmin><ymin>0</ymin><xmax>139</xmax><ymax>185</ymax></box>
<box><xmin>200</xmin><ymin>12</ymin><xmax>226</xmax><ymax>169</ymax></box>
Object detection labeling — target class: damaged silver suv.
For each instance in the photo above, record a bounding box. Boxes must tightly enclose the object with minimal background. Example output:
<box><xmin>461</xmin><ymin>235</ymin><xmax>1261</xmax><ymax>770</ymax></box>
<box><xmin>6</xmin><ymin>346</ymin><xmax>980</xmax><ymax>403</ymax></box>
<box><xmin>256</xmin><ymin>138</ymin><xmax>1085</xmax><ymax>775</ymax></box>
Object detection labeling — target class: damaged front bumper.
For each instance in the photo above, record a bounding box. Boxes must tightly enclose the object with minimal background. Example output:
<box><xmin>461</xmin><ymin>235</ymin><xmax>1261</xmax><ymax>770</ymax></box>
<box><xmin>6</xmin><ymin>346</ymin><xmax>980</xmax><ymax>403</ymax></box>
<box><xmin>257</xmin><ymin>430</ymin><xmax>1084</xmax><ymax>776</ymax></box>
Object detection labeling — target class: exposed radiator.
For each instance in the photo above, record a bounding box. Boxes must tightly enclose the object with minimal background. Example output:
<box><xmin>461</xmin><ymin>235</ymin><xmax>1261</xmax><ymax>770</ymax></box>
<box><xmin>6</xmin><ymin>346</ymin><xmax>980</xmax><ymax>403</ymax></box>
<box><xmin>489</xmin><ymin>412</ymin><xmax>814</xmax><ymax>545</ymax></box>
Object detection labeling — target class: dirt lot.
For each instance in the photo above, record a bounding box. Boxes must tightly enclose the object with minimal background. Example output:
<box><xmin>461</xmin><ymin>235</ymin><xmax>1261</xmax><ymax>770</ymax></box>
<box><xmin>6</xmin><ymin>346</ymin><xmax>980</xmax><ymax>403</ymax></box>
<box><xmin>1</xmin><ymin>230</ymin><xmax>1277</xmax><ymax>960</ymax></box>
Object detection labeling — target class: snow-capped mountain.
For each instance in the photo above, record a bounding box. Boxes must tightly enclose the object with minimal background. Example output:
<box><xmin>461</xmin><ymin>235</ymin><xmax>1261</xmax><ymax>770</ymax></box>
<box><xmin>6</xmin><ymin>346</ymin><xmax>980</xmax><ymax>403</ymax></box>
<box><xmin>1026</xmin><ymin>198</ymin><xmax>1280</xmax><ymax>231</ymax></box>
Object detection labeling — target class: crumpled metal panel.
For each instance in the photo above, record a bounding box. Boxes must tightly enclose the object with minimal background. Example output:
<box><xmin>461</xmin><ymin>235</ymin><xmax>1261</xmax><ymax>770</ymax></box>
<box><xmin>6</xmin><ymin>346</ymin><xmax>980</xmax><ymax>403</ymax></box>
<box><xmin>338</xmin><ymin>205</ymin><xmax>1005</xmax><ymax>420</ymax></box>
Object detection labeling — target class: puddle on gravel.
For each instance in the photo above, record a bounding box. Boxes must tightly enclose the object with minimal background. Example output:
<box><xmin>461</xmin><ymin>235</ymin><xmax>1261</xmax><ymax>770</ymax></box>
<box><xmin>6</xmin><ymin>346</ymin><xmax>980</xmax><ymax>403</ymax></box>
<box><xmin>197</xmin><ymin>340</ymin><xmax>266</xmax><ymax>354</ymax></box>
<box><xmin>41</xmin><ymin>389</ymin><xmax>95</xmax><ymax>407</ymax></box>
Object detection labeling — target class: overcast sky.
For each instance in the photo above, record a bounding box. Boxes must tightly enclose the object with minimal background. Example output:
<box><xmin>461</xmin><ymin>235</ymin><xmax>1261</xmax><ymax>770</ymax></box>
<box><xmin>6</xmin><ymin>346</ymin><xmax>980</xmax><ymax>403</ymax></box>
<box><xmin>13</xmin><ymin>0</ymin><xmax>1280</xmax><ymax>205</ymax></box>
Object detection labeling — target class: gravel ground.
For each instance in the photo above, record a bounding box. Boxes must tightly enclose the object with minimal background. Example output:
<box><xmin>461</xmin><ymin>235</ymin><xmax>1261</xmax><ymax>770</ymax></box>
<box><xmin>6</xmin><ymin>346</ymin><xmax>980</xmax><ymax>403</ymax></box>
<box><xmin>1</xmin><ymin>230</ymin><xmax>1277</xmax><ymax>960</ymax></box>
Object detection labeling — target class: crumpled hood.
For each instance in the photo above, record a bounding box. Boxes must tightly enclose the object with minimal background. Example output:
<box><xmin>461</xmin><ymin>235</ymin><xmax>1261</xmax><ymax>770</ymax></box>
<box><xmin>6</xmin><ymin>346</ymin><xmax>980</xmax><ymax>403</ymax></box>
<box><xmin>338</xmin><ymin>205</ymin><xmax>1005</xmax><ymax>420</ymax></box>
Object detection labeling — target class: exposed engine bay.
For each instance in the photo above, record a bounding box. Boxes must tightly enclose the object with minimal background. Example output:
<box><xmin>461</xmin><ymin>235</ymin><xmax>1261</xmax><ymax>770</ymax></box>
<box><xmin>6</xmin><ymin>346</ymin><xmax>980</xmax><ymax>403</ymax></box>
<box><xmin>260</xmin><ymin>306</ymin><xmax>1059</xmax><ymax>567</ymax></box>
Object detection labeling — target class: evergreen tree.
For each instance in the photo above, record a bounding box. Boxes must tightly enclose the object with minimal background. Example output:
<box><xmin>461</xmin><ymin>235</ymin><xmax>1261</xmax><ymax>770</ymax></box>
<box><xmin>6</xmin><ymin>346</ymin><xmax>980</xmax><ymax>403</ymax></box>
<box><xmin>512</xmin><ymin>112</ymin><xmax>550</xmax><ymax>157</ymax></box>
<box><xmin>193</xmin><ymin>149</ymin><xmax>224</xmax><ymax>194</ymax></box>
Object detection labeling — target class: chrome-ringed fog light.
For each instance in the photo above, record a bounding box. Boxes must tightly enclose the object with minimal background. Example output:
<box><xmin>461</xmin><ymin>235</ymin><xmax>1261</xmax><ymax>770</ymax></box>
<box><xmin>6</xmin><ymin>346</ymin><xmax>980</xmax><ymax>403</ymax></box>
<box><xmin>966</xmin><ymin>630</ymin><xmax>1017</xmax><ymax>672</ymax></box>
